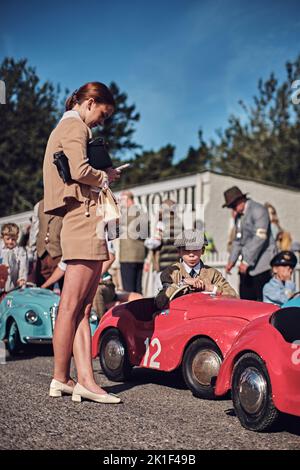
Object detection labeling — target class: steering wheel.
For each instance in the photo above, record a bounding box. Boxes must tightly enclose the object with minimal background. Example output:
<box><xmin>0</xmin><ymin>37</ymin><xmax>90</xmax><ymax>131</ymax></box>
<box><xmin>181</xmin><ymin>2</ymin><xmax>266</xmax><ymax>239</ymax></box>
<box><xmin>24</xmin><ymin>281</ymin><xmax>37</xmax><ymax>288</ymax></box>
<box><xmin>169</xmin><ymin>284</ymin><xmax>217</xmax><ymax>302</ymax></box>
<box><xmin>288</xmin><ymin>291</ymin><xmax>300</xmax><ymax>300</ymax></box>
<box><xmin>169</xmin><ymin>284</ymin><xmax>192</xmax><ymax>301</ymax></box>
<box><xmin>6</xmin><ymin>281</ymin><xmax>37</xmax><ymax>294</ymax></box>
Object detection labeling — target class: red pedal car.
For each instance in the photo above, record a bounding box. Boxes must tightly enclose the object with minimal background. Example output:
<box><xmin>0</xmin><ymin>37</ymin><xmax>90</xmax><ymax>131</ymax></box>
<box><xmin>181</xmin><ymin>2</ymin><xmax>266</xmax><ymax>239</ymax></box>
<box><xmin>215</xmin><ymin>306</ymin><xmax>300</xmax><ymax>431</ymax></box>
<box><xmin>92</xmin><ymin>289</ymin><xmax>277</xmax><ymax>400</ymax></box>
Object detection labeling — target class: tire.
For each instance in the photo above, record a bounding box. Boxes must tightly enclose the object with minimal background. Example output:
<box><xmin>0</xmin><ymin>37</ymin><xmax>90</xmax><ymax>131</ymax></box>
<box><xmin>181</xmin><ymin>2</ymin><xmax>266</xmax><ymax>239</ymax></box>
<box><xmin>232</xmin><ymin>352</ymin><xmax>280</xmax><ymax>432</ymax></box>
<box><xmin>182</xmin><ymin>338</ymin><xmax>223</xmax><ymax>399</ymax></box>
<box><xmin>99</xmin><ymin>329</ymin><xmax>132</xmax><ymax>382</ymax></box>
<box><xmin>7</xmin><ymin>320</ymin><xmax>22</xmax><ymax>355</ymax></box>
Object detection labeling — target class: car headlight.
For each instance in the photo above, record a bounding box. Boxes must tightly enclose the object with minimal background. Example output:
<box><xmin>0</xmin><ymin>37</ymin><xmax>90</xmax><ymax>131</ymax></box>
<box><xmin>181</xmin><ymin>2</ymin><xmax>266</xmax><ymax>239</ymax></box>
<box><xmin>90</xmin><ymin>313</ymin><xmax>98</xmax><ymax>323</ymax></box>
<box><xmin>25</xmin><ymin>310</ymin><xmax>38</xmax><ymax>324</ymax></box>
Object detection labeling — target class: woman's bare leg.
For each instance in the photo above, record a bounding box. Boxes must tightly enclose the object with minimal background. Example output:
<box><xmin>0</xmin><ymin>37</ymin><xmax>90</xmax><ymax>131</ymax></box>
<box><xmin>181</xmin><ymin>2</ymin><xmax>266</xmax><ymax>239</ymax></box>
<box><xmin>52</xmin><ymin>260</ymin><xmax>102</xmax><ymax>385</ymax></box>
<box><xmin>72</xmin><ymin>266</ymin><xmax>106</xmax><ymax>394</ymax></box>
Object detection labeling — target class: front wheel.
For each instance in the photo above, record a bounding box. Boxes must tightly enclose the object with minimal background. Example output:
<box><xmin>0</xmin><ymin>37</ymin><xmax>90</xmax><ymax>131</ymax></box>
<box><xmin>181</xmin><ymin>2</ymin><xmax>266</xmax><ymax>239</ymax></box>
<box><xmin>182</xmin><ymin>338</ymin><xmax>223</xmax><ymax>399</ymax></box>
<box><xmin>99</xmin><ymin>329</ymin><xmax>132</xmax><ymax>382</ymax></box>
<box><xmin>7</xmin><ymin>320</ymin><xmax>22</xmax><ymax>355</ymax></box>
<box><xmin>232</xmin><ymin>352</ymin><xmax>280</xmax><ymax>431</ymax></box>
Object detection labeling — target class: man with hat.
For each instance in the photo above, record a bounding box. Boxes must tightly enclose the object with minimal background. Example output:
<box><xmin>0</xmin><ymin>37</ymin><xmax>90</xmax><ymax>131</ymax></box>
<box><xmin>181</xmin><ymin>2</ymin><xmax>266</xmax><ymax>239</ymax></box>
<box><xmin>155</xmin><ymin>229</ymin><xmax>237</xmax><ymax>309</ymax></box>
<box><xmin>263</xmin><ymin>251</ymin><xmax>297</xmax><ymax>306</ymax></box>
<box><xmin>223</xmin><ymin>186</ymin><xmax>276</xmax><ymax>301</ymax></box>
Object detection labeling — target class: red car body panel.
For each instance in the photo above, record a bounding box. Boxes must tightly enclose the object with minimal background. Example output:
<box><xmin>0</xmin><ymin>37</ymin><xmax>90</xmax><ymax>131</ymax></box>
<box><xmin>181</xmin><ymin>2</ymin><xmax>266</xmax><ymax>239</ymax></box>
<box><xmin>215</xmin><ymin>314</ymin><xmax>300</xmax><ymax>417</ymax></box>
<box><xmin>92</xmin><ymin>293</ymin><xmax>277</xmax><ymax>372</ymax></box>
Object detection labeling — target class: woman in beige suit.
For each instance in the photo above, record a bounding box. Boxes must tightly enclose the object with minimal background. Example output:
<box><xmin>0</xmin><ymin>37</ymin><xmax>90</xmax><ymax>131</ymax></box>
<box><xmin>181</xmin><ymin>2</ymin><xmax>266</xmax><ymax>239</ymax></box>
<box><xmin>43</xmin><ymin>82</ymin><xmax>121</xmax><ymax>403</ymax></box>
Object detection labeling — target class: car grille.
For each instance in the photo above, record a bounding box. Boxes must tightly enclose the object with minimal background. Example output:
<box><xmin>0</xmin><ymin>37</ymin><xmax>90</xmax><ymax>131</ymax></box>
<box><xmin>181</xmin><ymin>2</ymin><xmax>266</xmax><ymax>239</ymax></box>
<box><xmin>50</xmin><ymin>305</ymin><xmax>58</xmax><ymax>332</ymax></box>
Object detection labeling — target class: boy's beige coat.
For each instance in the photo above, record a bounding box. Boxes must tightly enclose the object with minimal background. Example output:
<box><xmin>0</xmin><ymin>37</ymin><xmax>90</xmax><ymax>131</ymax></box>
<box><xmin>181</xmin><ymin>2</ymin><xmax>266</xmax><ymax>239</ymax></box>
<box><xmin>156</xmin><ymin>261</ymin><xmax>238</xmax><ymax>309</ymax></box>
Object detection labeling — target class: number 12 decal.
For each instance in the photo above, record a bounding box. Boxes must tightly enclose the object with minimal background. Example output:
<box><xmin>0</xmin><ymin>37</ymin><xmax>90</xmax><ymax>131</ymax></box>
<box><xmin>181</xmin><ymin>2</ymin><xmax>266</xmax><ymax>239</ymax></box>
<box><xmin>143</xmin><ymin>337</ymin><xmax>162</xmax><ymax>369</ymax></box>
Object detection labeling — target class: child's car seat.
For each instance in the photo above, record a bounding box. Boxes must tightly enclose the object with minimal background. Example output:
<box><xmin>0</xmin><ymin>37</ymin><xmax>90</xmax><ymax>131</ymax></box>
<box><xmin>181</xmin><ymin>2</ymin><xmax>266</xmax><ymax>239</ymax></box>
<box><xmin>270</xmin><ymin>307</ymin><xmax>300</xmax><ymax>343</ymax></box>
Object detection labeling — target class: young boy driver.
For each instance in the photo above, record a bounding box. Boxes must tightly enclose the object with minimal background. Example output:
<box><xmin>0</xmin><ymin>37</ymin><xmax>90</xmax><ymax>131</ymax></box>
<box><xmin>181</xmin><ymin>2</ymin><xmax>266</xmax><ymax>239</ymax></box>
<box><xmin>263</xmin><ymin>251</ymin><xmax>297</xmax><ymax>307</ymax></box>
<box><xmin>155</xmin><ymin>230</ymin><xmax>238</xmax><ymax>309</ymax></box>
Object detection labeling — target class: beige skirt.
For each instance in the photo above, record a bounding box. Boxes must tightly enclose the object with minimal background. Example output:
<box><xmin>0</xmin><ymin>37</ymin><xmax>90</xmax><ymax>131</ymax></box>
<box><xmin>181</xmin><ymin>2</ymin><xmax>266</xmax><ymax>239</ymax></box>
<box><xmin>61</xmin><ymin>193</ymin><xmax>108</xmax><ymax>262</ymax></box>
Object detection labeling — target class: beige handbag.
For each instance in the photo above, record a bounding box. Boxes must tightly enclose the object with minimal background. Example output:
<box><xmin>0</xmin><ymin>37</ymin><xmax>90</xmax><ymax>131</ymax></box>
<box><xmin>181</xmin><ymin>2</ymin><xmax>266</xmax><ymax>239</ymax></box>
<box><xmin>97</xmin><ymin>187</ymin><xmax>120</xmax><ymax>221</ymax></box>
<box><xmin>97</xmin><ymin>187</ymin><xmax>120</xmax><ymax>240</ymax></box>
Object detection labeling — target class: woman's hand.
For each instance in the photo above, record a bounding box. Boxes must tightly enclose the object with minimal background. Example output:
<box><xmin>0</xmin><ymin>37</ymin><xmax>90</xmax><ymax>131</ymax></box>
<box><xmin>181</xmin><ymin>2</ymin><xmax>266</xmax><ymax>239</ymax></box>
<box><xmin>106</xmin><ymin>167</ymin><xmax>121</xmax><ymax>184</ymax></box>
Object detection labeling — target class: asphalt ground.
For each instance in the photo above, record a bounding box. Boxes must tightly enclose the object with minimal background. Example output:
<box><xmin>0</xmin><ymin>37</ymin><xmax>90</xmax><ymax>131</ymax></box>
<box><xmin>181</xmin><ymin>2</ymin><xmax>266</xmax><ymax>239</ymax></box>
<box><xmin>0</xmin><ymin>347</ymin><xmax>299</xmax><ymax>451</ymax></box>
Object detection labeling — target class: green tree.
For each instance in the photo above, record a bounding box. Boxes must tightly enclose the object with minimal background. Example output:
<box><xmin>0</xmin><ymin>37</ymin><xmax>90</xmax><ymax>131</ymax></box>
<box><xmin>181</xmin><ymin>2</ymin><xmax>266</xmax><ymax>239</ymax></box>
<box><xmin>0</xmin><ymin>57</ymin><xmax>61</xmax><ymax>216</ymax></box>
<box><xmin>209</xmin><ymin>55</ymin><xmax>300</xmax><ymax>188</ymax></box>
<box><xmin>114</xmin><ymin>144</ymin><xmax>176</xmax><ymax>189</ymax></box>
<box><xmin>174</xmin><ymin>129</ymin><xmax>212</xmax><ymax>174</ymax></box>
<box><xmin>94</xmin><ymin>81</ymin><xmax>141</xmax><ymax>159</ymax></box>
<box><xmin>0</xmin><ymin>58</ymin><xmax>142</xmax><ymax>216</ymax></box>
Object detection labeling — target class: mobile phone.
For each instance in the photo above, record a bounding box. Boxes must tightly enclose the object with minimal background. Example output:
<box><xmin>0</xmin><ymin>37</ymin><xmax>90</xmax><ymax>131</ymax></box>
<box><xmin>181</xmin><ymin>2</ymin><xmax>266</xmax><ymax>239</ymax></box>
<box><xmin>115</xmin><ymin>163</ymin><xmax>131</xmax><ymax>171</ymax></box>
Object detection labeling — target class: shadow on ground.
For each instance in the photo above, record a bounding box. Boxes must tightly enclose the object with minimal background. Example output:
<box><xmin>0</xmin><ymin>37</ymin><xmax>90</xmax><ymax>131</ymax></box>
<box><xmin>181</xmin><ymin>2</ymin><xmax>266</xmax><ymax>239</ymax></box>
<box><xmin>225</xmin><ymin>407</ymin><xmax>300</xmax><ymax>436</ymax></box>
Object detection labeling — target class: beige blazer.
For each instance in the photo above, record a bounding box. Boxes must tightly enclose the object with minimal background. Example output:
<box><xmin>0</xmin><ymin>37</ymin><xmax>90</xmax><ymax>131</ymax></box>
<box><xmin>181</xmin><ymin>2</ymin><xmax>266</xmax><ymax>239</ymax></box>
<box><xmin>43</xmin><ymin>116</ymin><xmax>108</xmax><ymax>216</ymax></box>
<box><xmin>36</xmin><ymin>200</ymin><xmax>63</xmax><ymax>258</ymax></box>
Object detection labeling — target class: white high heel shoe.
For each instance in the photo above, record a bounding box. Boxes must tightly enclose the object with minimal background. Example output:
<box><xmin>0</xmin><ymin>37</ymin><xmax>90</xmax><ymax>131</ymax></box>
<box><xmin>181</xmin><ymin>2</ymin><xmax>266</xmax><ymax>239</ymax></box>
<box><xmin>49</xmin><ymin>379</ymin><xmax>75</xmax><ymax>397</ymax></box>
<box><xmin>72</xmin><ymin>383</ymin><xmax>121</xmax><ymax>404</ymax></box>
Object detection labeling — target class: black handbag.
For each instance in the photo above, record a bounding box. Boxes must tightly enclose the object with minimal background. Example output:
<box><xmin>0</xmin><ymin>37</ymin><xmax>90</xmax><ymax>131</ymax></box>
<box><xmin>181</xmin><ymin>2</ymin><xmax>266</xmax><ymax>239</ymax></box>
<box><xmin>53</xmin><ymin>137</ymin><xmax>113</xmax><ymax>183</ymax></box>
<box><xmin>53</xmin><ymin>151</ymin><xmax>72</xmax><ymax>183</ymax></box>
<box><xmin>87</xmin><ymin>137</ymin><xmax>113</xmax><ymax>170</ymax></box>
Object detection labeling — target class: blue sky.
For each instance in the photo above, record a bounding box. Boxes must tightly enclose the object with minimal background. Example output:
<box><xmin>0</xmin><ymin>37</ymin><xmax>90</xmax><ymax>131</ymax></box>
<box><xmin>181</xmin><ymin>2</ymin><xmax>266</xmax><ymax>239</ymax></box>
<box><xmin>2</xmin><ymin>0</ymin><xmax>300</xmax><ymax>161</ymax></box>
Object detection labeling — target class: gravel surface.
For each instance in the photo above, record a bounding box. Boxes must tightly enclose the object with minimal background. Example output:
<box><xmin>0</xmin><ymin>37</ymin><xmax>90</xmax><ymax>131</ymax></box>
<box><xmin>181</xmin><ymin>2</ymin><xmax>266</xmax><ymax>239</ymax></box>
<box><xmin>0</xmin><ymin>348</ymin><xmax>299</xmax><ymax>450</ymax></box>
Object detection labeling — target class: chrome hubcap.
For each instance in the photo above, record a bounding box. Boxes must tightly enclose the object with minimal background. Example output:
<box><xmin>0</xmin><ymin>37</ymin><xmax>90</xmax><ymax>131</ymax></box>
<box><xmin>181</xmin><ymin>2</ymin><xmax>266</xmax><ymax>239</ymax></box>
<box><xmin>238</xmin><ymin>367</ymin><xmax>267</xmax><ymax>414</ymax></box>
<box><xmin>192</xmin><ymin>349</ymin><xmax>222</xmax><ymax>386</ymax></box>
<box><xmin>104</xmin><ymin>339</ymin><xmax>124</xmax><ymax>370</ymax></box>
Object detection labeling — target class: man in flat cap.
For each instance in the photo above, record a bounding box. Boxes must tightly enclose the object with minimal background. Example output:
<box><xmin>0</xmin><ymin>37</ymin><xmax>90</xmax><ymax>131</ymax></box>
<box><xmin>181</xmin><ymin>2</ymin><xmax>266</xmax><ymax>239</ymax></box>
<box><xmin>223</xmin><ymin>186</ymin><xmax>276</xmax><ymax>301</ymax></box>
<box><xmin>155</xmin><ymin>229</ymin><xmax>237</xmax><ymax>309</ymax></box>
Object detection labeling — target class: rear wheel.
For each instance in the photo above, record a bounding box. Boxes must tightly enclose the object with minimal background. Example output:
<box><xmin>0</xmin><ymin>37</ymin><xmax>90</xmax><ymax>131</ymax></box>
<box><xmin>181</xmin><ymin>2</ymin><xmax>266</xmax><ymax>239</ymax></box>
<box><xmin>7</xmin><ymin>320</ymin><xmax>22</xmax><ymax>355</ymax></box>
<box><xmin>99</xmin><ymin>329</ymin><xmax>132</xmax><ymax>382</ymax></box>
<box><xmin>232</xmin><ymin>352</ymin><xmax>280</xmax><ymax>431</ymax></box>
<box><xmin>182</xmin><ymin>338</ymin><xmax>222</xmax><ymax>399</ymax></box>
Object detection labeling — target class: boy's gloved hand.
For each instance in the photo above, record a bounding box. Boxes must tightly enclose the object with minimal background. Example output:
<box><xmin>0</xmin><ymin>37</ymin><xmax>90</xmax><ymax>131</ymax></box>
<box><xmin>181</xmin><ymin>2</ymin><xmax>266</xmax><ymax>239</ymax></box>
<box><xmin>183</xmin><ymin>277</ymin><xmax>204</xmax><ymax>290</ymax></box>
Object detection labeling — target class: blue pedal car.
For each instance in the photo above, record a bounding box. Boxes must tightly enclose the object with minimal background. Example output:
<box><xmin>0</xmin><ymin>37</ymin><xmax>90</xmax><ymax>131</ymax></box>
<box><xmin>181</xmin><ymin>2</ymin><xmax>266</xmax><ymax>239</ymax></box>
<box><xmin>0</xmin><ymin>284</ymin><xmax>99</xmax><ymax>355</ymax></box>
<box><xmin>281</xmin><ymin>291</ymin><xmax>300</xmax><ymax>308</ymax></box>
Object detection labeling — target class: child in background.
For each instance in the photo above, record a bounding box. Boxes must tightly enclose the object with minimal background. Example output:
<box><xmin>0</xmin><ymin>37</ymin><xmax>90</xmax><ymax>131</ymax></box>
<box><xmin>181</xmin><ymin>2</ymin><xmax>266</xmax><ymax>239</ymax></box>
<box><xmin>263</xmin><ymin>251</ymin><xmax>297</xmax><ymax>307</ymax></box>
<box><xmin>0</xmin><ymin>223</ymin><xmax>28</xmax><ymax>292</ymax></box>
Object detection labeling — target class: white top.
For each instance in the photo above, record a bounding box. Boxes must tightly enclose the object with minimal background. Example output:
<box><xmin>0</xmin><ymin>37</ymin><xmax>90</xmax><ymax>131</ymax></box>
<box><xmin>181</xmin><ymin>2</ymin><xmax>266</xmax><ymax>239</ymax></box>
<box><xmin>0</xmin><ymin>243</ymin><xmax>28</xmax><ymax>291</ymax></box>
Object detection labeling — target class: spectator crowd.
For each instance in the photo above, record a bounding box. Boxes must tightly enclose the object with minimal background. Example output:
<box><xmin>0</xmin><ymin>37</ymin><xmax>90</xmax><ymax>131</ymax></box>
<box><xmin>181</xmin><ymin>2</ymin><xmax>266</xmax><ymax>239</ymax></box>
<box><xmin>0</xmin><ymin>186</ymin><xmax>299</xmax><ymax>314</ymax></box>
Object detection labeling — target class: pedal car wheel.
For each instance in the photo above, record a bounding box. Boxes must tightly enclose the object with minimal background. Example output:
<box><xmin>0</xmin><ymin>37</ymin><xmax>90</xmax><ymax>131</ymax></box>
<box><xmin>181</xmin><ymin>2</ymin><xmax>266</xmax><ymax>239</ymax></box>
<box><xmin>99</xmin><ymin>329</ymin><xmax>132</xmax><ymax>382</ymax></box>
<box><xmin>232</xmin><ymin>352</ymin><xmax>279</xmax><ymax>432</ymax></box>
<box><xmin>7</xmin><ymin>320</ymin><xmax>22</xmax><ymax>355</ymax></box>
<box><xmin>182</xmin><ymin>338</ymin><xmax>222</xmax><ymax>399</ymax></box>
